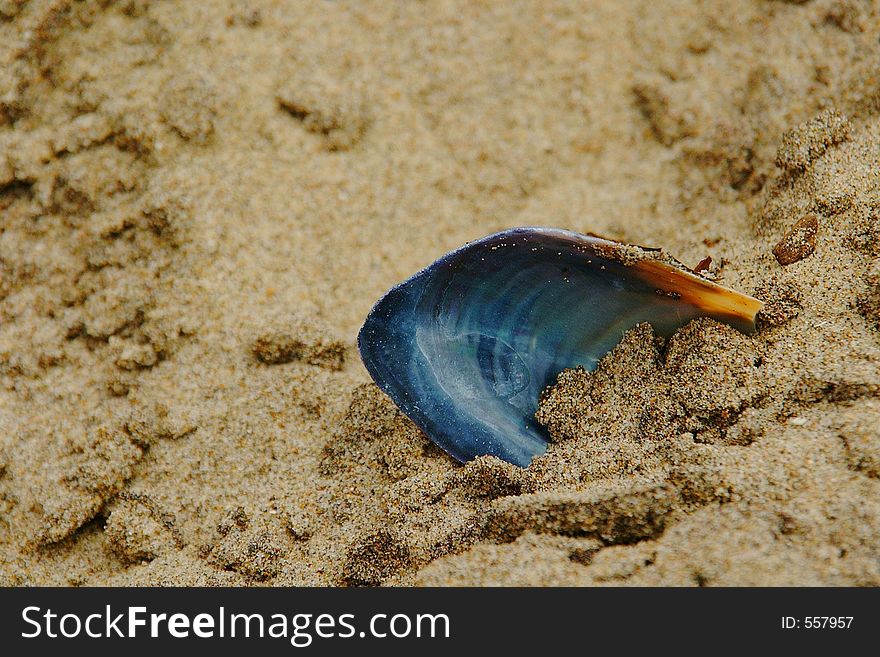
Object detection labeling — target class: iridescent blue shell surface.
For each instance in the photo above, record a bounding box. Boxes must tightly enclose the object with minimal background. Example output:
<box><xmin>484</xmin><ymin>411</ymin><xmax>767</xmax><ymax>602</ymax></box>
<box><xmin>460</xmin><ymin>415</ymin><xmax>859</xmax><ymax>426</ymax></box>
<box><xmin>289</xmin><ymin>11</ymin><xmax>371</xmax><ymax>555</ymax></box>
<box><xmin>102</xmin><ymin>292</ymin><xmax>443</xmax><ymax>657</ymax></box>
<box><xmin>358</xmin><ymin>227</ymin><xmax>761</xmax><ymax>467</ymax></box>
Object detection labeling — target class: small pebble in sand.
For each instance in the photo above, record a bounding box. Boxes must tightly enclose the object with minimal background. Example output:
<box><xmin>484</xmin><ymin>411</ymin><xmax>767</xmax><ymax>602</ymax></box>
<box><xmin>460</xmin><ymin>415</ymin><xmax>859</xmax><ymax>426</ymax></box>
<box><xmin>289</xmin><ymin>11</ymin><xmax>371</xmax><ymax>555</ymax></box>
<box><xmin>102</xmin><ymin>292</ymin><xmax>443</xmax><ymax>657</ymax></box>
<box><xmin>772</xmin><ymin>214</ymin><xmax>818</xmax><ymax>265</ymax></box>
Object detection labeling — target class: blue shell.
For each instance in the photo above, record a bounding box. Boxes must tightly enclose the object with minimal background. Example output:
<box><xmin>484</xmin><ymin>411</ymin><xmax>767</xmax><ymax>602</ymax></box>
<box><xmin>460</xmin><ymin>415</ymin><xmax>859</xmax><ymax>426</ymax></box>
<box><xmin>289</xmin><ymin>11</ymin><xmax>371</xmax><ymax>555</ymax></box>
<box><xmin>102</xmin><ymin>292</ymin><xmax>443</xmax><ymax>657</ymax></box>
<box><xmin>358</xmin><ymin>227</ymin><xmax>761</xmax><ymax>467</ymax></box>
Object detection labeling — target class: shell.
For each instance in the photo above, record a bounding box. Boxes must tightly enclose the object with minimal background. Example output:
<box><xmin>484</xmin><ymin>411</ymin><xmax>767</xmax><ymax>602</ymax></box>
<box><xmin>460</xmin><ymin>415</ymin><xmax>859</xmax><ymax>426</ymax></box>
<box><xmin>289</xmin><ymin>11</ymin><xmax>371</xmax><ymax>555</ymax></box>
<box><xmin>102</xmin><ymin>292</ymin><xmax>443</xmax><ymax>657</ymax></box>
<box><xmin>358</xmin><ymin>227</ymin><xmax>762</xmax><ymax>467</ymax></box>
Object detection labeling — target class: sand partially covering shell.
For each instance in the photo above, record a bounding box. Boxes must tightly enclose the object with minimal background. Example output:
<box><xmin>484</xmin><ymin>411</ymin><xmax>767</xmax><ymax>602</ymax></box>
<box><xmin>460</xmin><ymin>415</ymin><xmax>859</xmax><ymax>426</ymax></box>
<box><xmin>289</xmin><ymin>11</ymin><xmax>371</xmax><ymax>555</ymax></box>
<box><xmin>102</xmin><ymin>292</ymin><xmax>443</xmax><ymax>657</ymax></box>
<box><xmin>1</xmin><ymin>0</ymin><xmax>878</xmax><ymax>586</ymax></box>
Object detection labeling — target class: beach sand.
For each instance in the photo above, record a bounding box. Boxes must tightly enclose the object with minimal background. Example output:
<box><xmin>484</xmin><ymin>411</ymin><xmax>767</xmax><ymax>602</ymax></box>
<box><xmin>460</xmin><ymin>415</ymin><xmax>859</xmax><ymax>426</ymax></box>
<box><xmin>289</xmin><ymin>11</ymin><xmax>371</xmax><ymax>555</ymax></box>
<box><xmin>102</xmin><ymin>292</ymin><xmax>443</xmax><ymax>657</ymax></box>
<box><xmin>1</xmin><ymin>0</ymin><xmax>878</xmax><ymax>586</ymax></box>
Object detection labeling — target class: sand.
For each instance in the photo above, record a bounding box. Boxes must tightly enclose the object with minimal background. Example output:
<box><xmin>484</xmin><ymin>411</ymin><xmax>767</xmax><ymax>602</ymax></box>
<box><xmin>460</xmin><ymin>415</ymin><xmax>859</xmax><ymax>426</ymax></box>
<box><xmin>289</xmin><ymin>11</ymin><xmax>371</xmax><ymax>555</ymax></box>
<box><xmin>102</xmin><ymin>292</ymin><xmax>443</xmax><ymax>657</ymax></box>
<box><xmin>1</xmin><ymin>0</ymin><xmax>878</xmax><ymax>586</ymax></box>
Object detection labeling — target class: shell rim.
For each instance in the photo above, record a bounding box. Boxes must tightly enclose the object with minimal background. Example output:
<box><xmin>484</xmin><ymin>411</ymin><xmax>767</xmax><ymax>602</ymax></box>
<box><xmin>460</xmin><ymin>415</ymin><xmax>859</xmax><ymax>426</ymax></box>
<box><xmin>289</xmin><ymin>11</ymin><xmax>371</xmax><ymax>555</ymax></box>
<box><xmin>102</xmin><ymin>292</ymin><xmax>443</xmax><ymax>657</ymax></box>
<box><xmin>357</xmin><ymin>226</ymin><xmax>763</xmax><ymax>356</ymax></box>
